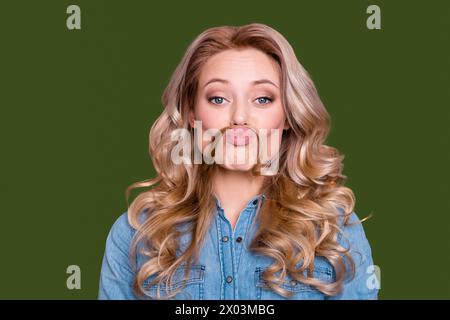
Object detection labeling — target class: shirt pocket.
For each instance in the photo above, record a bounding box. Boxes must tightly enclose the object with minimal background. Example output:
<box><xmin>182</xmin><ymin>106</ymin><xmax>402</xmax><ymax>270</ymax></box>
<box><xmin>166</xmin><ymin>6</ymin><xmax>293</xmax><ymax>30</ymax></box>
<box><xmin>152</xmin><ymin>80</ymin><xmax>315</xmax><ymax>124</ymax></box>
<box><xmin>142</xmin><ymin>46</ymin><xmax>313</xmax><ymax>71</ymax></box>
<box><xmin>254</xmin><ymin>265</ymin><xmax>334</xmax><ymax>300</ymax></box>
<box><xmin>143</xmin><ymin>264</ymin><xmax>205</xmax><ymax>300</ymax></box>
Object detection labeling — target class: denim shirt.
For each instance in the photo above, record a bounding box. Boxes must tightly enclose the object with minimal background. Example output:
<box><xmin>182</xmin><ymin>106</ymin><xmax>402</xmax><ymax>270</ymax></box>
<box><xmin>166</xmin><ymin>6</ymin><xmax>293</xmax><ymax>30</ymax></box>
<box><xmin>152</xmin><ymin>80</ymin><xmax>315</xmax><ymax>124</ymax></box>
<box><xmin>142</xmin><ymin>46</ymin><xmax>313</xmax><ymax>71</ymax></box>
<box><xmin>98</xmin><ymin>194</ymin><xmax>379</xmax><ymax>300</ymax></box>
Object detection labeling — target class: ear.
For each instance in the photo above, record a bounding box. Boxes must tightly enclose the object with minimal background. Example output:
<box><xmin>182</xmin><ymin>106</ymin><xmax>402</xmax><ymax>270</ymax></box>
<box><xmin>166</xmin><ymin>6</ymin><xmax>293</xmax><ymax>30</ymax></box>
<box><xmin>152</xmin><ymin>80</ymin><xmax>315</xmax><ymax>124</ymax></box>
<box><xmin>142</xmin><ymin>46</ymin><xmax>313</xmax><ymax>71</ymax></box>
<box><xmin>188</xmin><ymin>109</ymin><xmax>195</xmax><ymax>129</ymax></box>
<box><xmin>283</xmin><ymin>118</ymin><xmax>290</xmax><ymax>130</ymax></box>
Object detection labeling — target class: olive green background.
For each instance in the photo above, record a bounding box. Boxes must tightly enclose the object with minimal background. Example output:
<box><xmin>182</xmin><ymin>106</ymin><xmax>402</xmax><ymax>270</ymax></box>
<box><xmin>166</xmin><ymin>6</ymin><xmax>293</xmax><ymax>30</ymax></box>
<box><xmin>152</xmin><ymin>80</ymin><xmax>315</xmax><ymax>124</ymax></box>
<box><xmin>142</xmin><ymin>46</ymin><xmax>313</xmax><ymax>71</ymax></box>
<box><xmin>0</xmin><ymin>0</ymin><xmax>448</xmax><ymax>299</ymax></box>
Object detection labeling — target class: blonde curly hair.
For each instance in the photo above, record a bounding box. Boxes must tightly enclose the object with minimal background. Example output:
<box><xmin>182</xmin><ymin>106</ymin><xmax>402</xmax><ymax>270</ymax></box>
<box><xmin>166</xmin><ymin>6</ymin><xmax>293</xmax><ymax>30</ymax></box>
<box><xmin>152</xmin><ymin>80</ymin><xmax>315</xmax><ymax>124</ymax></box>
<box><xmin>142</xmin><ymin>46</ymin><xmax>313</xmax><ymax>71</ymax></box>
<box><xmin>126</xmin><ymin>23</ymin><xmax>357</xmax><ymax>299</ymax></box>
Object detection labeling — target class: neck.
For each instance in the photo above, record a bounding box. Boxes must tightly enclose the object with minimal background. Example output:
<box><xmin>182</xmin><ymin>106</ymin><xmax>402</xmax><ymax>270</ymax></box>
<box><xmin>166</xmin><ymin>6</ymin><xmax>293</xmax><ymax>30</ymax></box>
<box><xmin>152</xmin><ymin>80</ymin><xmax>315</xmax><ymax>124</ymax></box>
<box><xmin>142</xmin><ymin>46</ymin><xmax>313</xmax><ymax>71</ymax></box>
<box><xmin>212</xmin><ymin>166</ymin><xmax>266</xmax><ymax>212</ymax></box>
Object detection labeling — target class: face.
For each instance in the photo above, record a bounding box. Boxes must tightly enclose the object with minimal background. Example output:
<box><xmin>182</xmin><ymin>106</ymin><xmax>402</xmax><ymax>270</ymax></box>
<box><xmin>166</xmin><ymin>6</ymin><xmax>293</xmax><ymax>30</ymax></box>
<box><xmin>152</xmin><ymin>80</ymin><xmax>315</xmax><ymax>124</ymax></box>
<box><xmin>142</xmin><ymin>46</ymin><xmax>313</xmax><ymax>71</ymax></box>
<box><xmin>189</xmin><ymin>47</ymin><xmax>289</xmax><ymax>172</ymax></box>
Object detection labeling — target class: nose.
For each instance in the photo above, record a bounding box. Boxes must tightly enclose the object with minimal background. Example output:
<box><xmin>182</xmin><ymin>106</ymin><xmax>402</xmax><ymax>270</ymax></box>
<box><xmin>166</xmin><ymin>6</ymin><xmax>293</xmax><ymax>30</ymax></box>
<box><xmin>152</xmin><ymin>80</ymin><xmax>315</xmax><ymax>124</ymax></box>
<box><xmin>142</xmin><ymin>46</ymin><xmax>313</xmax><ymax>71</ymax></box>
<box><xmin>230</xmin><ymin>100</ymin><xmax>248</xmax><ymax>126</ymax></box>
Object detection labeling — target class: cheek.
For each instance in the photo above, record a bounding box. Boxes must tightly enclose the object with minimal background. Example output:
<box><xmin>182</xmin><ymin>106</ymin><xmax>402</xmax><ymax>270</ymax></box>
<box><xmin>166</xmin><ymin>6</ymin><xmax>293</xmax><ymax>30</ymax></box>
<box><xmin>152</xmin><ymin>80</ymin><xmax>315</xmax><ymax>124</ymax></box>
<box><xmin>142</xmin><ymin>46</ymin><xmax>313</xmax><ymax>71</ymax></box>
<box><xmin>194</xmin><ymin>103</ymin><xmax>228</xmax><ymax>130</ymax></box>
<box><xmin>255</xmin><ymin>104</ymin><xmax>286</xmax><ymax>131</ymax></box>
<box><xmin>254</xmin><ymin>106</ymin><xmax>286</xmax><ymax>153</ymax></box>
<box><xmin>192</xmin><ymin>103</ymin><xmax>228</xmax><ymax>154</ymax></box>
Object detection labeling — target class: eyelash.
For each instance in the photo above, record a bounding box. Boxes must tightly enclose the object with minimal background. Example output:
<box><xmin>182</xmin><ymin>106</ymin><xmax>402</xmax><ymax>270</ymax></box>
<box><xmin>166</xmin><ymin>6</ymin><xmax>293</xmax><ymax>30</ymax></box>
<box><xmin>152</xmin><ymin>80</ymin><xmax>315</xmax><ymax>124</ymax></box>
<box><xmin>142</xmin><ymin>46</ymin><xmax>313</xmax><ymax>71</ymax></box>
<box><xmin>207</xmin><ymin>96</ymin><xmax>274</xmax><ymax>106</ymax></box>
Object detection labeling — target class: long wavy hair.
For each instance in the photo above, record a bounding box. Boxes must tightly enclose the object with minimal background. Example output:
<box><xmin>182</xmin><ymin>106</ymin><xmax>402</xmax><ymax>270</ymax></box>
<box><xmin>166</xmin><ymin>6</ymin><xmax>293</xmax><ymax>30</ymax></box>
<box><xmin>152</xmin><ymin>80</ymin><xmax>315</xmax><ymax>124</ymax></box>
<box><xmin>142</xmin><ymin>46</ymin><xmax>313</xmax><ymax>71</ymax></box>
<box><xmin>126</xmin><ymin>23</ymin><xmax>358</xmax><ymax>299</ymax></box>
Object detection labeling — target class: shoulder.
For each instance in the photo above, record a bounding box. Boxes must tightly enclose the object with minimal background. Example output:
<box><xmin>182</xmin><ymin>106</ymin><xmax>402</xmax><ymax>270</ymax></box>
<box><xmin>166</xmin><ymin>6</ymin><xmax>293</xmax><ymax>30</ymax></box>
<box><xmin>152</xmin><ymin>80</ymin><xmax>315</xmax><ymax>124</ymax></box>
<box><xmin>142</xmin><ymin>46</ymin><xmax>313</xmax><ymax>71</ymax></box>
<box><xmin>336</xmin><ymin>209</ymin><xmax>372</xmax><ymax>253</ymax></box>
<box><xmin>330</xmin><ymin>209</ymin><xmax>379</xmax><ymax>299</ymax></box>
<box><xmin>105</xmin><ymin>208</ymin><xmax>151</xmax><ymax>254</ymax></box>
<box><xmin>109</xmin><ymin>211</ymin><xmax>135</xmax><ymax>238</ymax></box>
<box><xmin>99</xmin><ymin>211</ymin><xmax>144</xmax><ymax>300</ymax></box>
<box><xmin>104</xmin><ymin>212</ymin><xmax>135</xmax><ymax>256</ymax></box>
<box><xmin>336</xmin><ymin>209</ymin><xmax>374</xmax><ymax>272</ymax></box>
<box><xmin>113</xmin><ymin>211</ymin><xmax>134</xmax><ymax>230</ymax></box>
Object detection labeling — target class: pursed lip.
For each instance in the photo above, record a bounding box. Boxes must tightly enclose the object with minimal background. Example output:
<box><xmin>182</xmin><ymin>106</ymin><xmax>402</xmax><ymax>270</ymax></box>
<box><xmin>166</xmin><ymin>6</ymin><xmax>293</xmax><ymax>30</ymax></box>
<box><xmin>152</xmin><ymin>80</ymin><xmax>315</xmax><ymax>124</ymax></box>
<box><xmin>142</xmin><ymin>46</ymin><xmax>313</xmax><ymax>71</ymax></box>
<box><xmin>225</xmin><ymin>126</ymin><xmax>252</xmax><ymax>146</ymax></box>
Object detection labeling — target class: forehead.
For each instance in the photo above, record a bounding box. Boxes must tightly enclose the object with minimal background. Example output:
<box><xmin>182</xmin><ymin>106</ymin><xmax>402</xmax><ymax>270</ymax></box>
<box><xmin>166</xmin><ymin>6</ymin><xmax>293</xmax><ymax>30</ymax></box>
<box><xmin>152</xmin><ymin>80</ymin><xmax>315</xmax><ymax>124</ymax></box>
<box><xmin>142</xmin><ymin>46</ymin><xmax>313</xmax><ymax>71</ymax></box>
<box><xmin>198</xmin><ymin>48</ymin><xmax>281</xmax><ymax>87</ymax></box>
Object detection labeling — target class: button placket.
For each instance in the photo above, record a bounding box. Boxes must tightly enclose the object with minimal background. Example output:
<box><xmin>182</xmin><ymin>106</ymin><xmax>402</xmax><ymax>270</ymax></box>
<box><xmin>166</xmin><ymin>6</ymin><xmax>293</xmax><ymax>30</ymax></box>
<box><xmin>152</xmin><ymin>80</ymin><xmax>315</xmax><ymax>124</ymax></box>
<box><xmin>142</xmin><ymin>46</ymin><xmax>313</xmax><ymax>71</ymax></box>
<box><xmin>215</xmin><ymin>195</ymin><xmax>266</xmax><ymax>298</ymax></box>
<box><xmin>217</xmin><ymin>209</ymin><xmax>235</xmax><ymax>298</ymax></box>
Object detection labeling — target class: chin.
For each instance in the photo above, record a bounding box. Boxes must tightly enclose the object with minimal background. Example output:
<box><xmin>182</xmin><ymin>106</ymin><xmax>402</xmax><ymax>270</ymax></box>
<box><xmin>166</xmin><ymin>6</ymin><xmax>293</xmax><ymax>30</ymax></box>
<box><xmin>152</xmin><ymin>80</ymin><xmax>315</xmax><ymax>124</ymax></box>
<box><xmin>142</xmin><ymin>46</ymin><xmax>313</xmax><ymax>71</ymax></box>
<box><xmin>217</xmin><ymin>162</ymin><xmax>256</xmax><ymax>172</ymax></box>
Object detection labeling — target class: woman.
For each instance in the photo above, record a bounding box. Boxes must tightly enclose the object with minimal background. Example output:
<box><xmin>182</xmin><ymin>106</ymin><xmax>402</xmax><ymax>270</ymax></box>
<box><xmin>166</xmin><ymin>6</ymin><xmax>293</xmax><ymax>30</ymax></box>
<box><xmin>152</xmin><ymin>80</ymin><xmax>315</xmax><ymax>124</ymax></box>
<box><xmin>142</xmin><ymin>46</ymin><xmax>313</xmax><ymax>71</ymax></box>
<box><xmin>98</xmin><ymin>23</ymin><xmax>378</xmax><ymax>300</ymax></box>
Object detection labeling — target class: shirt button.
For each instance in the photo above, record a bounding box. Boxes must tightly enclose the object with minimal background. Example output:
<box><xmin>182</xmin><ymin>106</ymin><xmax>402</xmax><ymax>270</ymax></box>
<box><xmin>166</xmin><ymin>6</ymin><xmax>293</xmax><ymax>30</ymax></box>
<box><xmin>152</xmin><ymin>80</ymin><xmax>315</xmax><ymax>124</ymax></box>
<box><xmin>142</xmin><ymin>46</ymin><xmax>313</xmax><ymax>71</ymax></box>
<box><xmin>252</xmin><ymin>199</ymin><xmax>258</xmax><ymax>205</ymax></box>
<box><xmin>222</xmin><ymin>236</ymin><xmax>229</xmax><ymax>242</ymax></box>
<box><xmin>226</xmin><ymin>276</ymin><xmax>233</xmax><ymax>283</ymax></box>
<box><xmin>236</xmin><ymin>236</ymin><xmax>243</xmax><ymax>243</ymax></box>
<box><xmin>290</xmin><ymin>280</ymin><xmax>297</xmax><ymax>286</ymax></box>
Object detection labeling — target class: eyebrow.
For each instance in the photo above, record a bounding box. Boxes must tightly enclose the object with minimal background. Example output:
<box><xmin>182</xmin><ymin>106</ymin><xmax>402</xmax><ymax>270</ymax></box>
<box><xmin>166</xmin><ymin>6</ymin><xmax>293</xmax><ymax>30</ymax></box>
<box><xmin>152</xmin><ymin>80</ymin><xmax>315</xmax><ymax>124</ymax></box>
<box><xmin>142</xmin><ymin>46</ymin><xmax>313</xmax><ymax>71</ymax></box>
<box><xmin>202</xmin><ymin>78</ymin><xmax>279</xmax><ymax>89</ymax></box>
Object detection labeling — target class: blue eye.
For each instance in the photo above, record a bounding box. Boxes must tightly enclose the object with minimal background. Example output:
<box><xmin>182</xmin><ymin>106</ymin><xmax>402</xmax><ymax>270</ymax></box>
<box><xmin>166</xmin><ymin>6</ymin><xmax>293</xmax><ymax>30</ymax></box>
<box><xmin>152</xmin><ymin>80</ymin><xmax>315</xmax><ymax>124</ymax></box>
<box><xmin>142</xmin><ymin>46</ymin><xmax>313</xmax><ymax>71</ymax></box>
<box><xmin>208</xmin><ymin>96</ymin><xmax>226</xmax><ymax>105</ymax></box>
<box><xmin>255</xmin><ymin>96</ymin><xmax>273</xmax><ymax>105</ymax></box>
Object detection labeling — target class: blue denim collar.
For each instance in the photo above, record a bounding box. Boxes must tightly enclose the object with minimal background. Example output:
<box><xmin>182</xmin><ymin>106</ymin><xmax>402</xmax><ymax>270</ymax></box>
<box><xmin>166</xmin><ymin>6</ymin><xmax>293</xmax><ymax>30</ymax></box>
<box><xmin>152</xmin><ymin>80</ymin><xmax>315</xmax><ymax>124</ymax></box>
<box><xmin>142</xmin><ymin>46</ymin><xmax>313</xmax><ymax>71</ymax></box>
<box><xmin>213</xmin><ymin>193</ymin><xmax>267</xmax><ymax>211</ymax></box>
